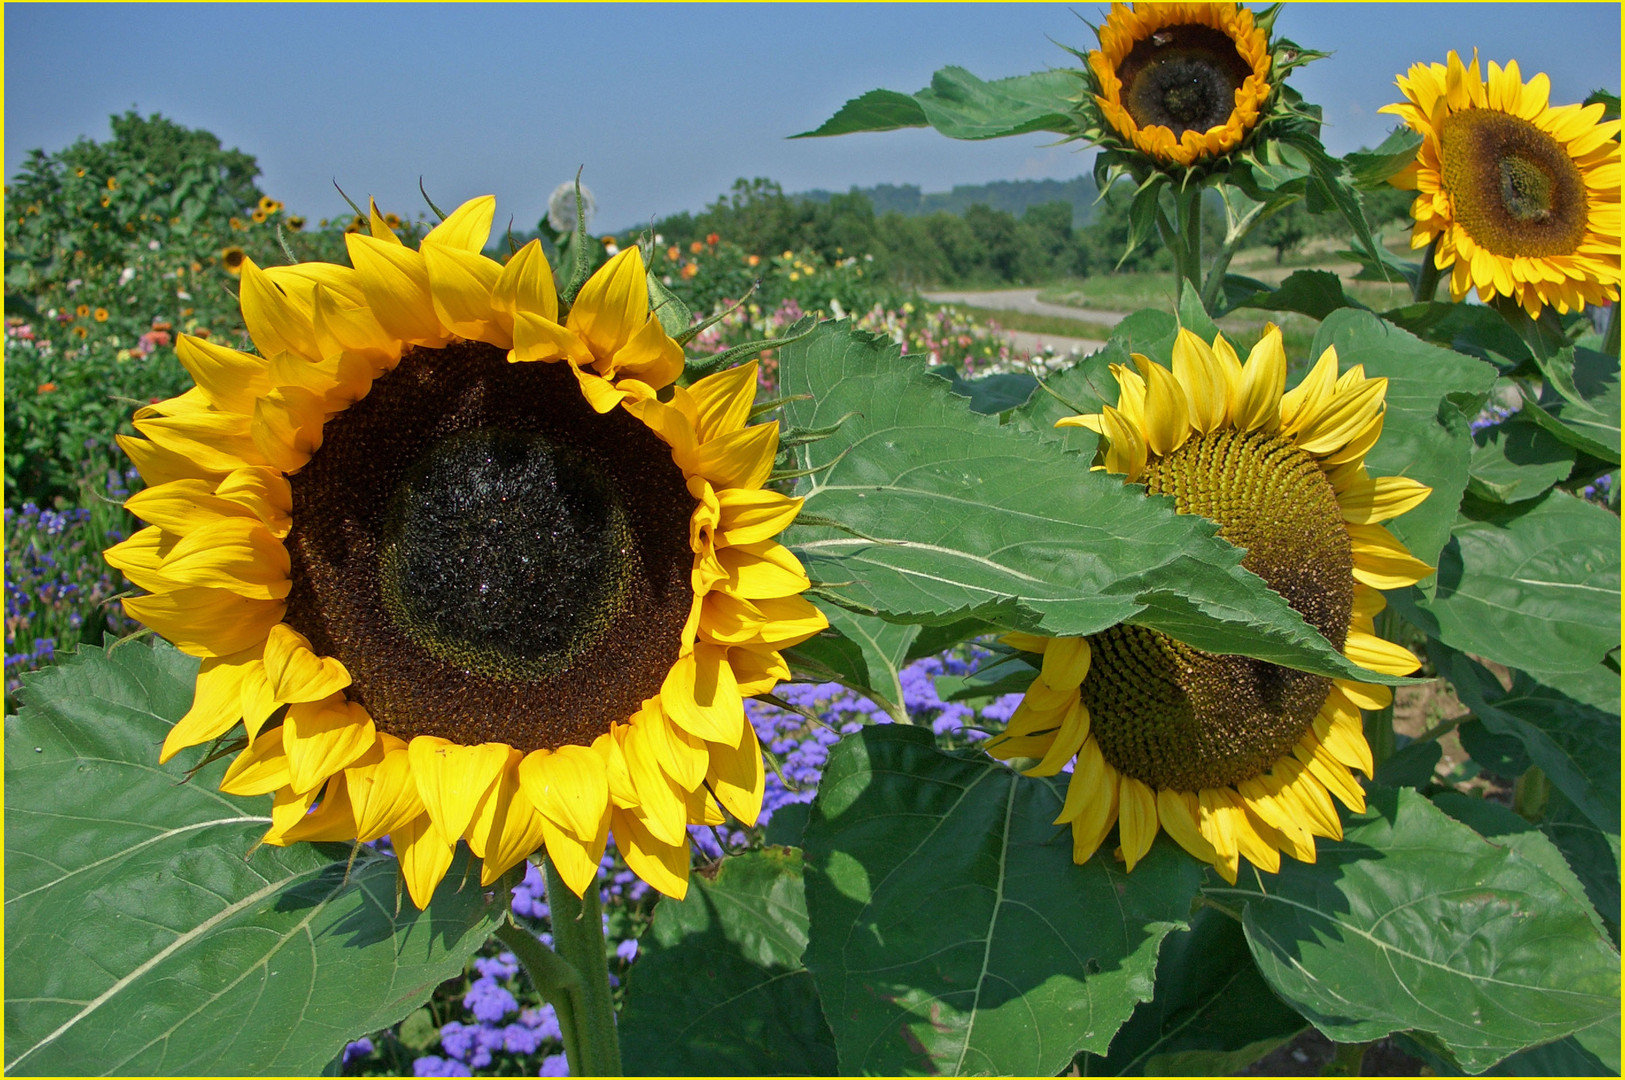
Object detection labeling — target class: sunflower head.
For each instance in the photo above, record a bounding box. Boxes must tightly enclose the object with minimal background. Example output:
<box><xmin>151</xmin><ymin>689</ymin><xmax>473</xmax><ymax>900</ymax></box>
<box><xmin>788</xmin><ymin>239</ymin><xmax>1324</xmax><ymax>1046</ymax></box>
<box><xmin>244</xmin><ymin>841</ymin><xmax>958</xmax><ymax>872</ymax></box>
<box><xmin>220</xmin><ymin>246</ymin><xmax>246</xmax><ymax>275</ymax></box>
<box><xmin>108</xmin><ymin>196</ymin><xmax>827</xmax><ymax>908</ymax></box>
<box><xmin>1380</xmin><ymin>49</ymin><xmax>1622</xmax><ymax>316</ymax></box>
<box><xmin>1082</xmin><ymin>2</ymin><xmax>1276</xmax><ymax>169</ymax></box>
<box><xmin>986</xmin><ymin>326</ymin><xmax>1433</xmax><ymax>883</ymax></box>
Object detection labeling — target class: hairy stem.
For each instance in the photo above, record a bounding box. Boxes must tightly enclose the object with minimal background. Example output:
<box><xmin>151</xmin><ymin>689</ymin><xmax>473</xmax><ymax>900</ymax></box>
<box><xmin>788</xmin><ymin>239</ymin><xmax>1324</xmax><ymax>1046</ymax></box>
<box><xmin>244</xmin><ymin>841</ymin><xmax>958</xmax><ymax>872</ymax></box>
<box><xmin>544</xmin><ymin>857</ymin><xmax>623</xmax><ymax>1076</ymax></box>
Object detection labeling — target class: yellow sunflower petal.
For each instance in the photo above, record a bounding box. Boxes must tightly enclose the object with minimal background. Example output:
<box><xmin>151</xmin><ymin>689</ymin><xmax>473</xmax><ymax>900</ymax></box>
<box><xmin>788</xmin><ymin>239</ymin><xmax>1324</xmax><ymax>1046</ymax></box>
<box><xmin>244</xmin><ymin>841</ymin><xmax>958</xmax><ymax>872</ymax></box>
<box><xmin>706</xmin><ymin>719</ymin><xmax>766</xmax><ymax>825</ymax></box>
<box><xmin>347</xmin><ymin>735</ymin><xmax>428</xmax><ymax>843</ymax></box>
<box><xmin>1024</xmin><ymin>698</ymin><xmax>1091</xmax><ymax>777</ymax></box>
<box><xmin>1232</xmin><ymin>324</ymin><xmax>1286</xmax><ymax>432</ymax></box>
<box><xmin>1066</xmin><ymin>738</ymin><xmax>1121</xmax><ymax>864</ymax></box>
<box><xmin>1117</xmin><ymin>775</ymin><xmax>1159</xmax><ymax>871</ymax></box>
<box><xmin>468</xmin><ymin>751</ymin><xmax>551</xmax><ymax>885</ymax></box>
<box><xmin>716</xmin><ymin>487</ymin><xmax>803</xmax><ymax>547</ymax></box>
<box><xmin>688</xmin><ymin>361</ymin><xmax>760</xmax><ymax>442</ymax></box>
<box><xmin>346</xmin><ymin>232</ymin><xmax>443</xmax><ymax>344</ymax></box>
<box><xmin>1338</xmin><ymin>475</ymin><xmax>1433</xmax><ymax>524</ymax></box>
<box><xmin>283</xmin><ymin>694</ymin><xmax>376</xmax><ymax>795</ymax></box>
<box><xmin>422</xmin><ymin>195</ymin><xmax>496</xmax><ymax>254</ymax></box>
<box><xmin>395</xmin><ymin>814</ymin><xmax>457</xmax><ymax>910</ymax></box>
<box><xmin>262</xmin><ymin>623</ymin><xmax>350</xmax><ymax>703</ymax></box>
<box><xmin>422</xmin><ymin>243</ymin><xmax>505</xmax><ymax>345</ymax></box>
<box><xmin>1039</xmin><ymin>636</ymin><xmax>1092</xmax><ymax>691</ymax></box>
<box><xmin>1155</xmin><ymin>788</ymin><xmax>1219</xmax><ymax>863</ymax></box>
<box><xmin>1347</xmin><ymin>523</ymin><xmax>1436</xmax><ymax>589</ymax></box>
<box><xmin>1279</xmin><ymin>345</ymin><xmax>1341</xmax><ymax>435</ymax></box>
<box><xmin>268</xmin><ymin>776</ymin><xmax>357</xmax><ymax>846</ymax></box>
<box><xmin>122</xmin><ymin>588</ymin><xmax>284</xmax><ymax>659</ymax></box>
<box><xmin>174</xmin><ymin>334</ymin><xmax>271</xmax><ymax>414</ymax></box>
<box><xmin>660</xmin><ymin>643</ymin><xmax>744</xmax><ymax>745</ymax></box>
<box><xmin>540</xmin><ymin>809</ymin><xmax>612</xmax><ymax>896</ymax></box>
<box><xmin>1138</xmin><ymin>360</ymin><xmax>1192</xmax><ymax>456</ymax></box>
<box><xmin>160</xmin><ymin>646</ymin><xmax>259</xmax><ymax>763</ymax></box>
<box><xmin>518</xmin><ymin>743</ymin><xmax>612</xmax><ymax>841</ymax></box>
<box><xmin>611</xmin><ymin>805</ymin><xmax>690</xmax><ymax>900</ymax></box>
<box><xmin>1171</xmin><ymin>328</ymin><xmax>1228</xmax><ymax>434</ymax></box>
<box><xmin>159</xmin><ymin>517</ymin><xmax>290</xmax><ymax>600</ymax></box>
<box><xmin>407</xmin><ymin>736</ymin><xmax>511</xmax><ymax>843</ymax></box>
<box><xmin>568</xmin><ymin>248</ymin><xmax>649</xmax><ymax>361</ymax></box>
<box><xmin>220</xmin><ymin>726</ymin><xmax>292</xmax><ymax>796</ymax></box>
<box><xmin>692</xmin><ymin>421</ymin><xmax>778</xmax><ymax>491</ymax></box>
<box><xmin>492</xmin><ymin>239</ymin><xmax>559</xmax><ymax>326</ymax></box>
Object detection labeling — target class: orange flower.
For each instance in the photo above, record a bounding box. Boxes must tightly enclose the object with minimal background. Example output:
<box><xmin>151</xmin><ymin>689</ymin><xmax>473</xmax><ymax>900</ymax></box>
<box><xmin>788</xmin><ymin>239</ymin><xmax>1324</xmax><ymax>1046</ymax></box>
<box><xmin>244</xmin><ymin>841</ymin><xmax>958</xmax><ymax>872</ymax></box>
<box><xmin>106</xmin><ymin>176</ymin><xmax>119</xmax><ymax>191</ymax></box>
<box><xmin>230</xmin><ymin>217</ymin><xmax>245</xmax><ymax>231</ymax></box>
<box><xmin>75</xmin><ymin>304</ymin><xmax>90</xmax><ymax>318</ymax></box>
<box><xmin>251</xmin><ymin>208</ymin><xmax>268</xmax><ymax>224</ymax></box>
<box><xmin>72</xmin><ymin>326</ymin><xmax>88</xmax><ymax>338</ymax></box>
<box><xmin>193</xmin><ymin>328</ymin><xmax>212</xmax><ymax>339</ymax></box>
<box><xmin>747</xmin><ymin>254</ymin><xmax>761</xmax><ymax>268</ymax></box>
<box><xmin>94</xmin><ymin>308</ymin><xmax>109</xmax><ymax>322</ymax></box>
<box><xmin>667</xmin><ymin>245</ymin><xmax>681</xmax><ymax>261</ymax></box>
<box><xmin>680</xmin><ymin>262</ymin><xmax>699</xmax><ymax>279</ymax></box>
<box><xmin>690</xmin><ymin>240</ymin><xmax>704</xmax><ymax>254</ymax></box>
<box><xmin>706</xmin><ymin>232</ymin><xmax>720</xmax><ymax>246</ymax></box>
<box><xmin>37</xmin><ymin>383</ymin><xmax>57</xmax><ymax>393</ymax></box>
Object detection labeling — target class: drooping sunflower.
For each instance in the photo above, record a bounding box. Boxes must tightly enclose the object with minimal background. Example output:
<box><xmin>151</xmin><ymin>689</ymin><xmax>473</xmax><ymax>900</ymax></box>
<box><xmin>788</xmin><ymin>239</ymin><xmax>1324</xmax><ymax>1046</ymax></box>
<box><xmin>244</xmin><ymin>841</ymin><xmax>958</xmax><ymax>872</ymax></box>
<box><xmin>986</xmin><ymin>326</ymin><xmax>1431</xmax><ymax>883</ymax></box>
<box><xmin>1086</xmin><ymin>2</ymin><xmax>1273</xmax><ymax>168</ymax></box>
<box><xmin>1380</xmin><ymin>49</ymin><xmax>1622</xmax><ymax>316</ymax></box>
<box><xmin>106</xmin><ymin>195</ymin><xmax>827</xmax><ymax>908</ymax></box>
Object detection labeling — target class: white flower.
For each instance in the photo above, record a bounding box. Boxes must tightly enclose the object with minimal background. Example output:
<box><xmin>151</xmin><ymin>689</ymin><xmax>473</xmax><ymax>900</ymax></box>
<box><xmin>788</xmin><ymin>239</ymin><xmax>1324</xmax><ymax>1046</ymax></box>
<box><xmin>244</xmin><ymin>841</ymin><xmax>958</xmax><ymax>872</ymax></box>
<box><xmin>547</xmin><ymin>181</ymin><xmax>596</xmax><ymax>233</ymax></box>
<box><xmin>119</xmin><ymin>267</ymin><xmax>136</xmax><ymax>286</ymax></box>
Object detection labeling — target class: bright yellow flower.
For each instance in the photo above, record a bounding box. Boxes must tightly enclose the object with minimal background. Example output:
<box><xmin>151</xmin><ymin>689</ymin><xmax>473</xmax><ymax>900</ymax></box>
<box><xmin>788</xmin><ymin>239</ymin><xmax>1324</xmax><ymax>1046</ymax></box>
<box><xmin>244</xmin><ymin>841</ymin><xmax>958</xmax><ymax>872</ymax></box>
<box><xmin>219</xmin><ymin>247</ymin><xmax>247</xmax><ymax>276</ymax></box>
<box><xmin>1087</xmin><ymin>2</ymin><xmax>1272</xmax><ymax>167</ymax></box>
<box><xmin>1380</xmin><ymin>49</ymin><xmax>1622</xmax><ymax>316</ymax></box>
<box><xmin>107</xmin><ymin>196</ymin><xmax>826</xmax><ymax>908</ymax></box>
<box><xmin>987</xmin><ymin>326</ymin><xmax>1431</xmax><ymax>883</ymax></box>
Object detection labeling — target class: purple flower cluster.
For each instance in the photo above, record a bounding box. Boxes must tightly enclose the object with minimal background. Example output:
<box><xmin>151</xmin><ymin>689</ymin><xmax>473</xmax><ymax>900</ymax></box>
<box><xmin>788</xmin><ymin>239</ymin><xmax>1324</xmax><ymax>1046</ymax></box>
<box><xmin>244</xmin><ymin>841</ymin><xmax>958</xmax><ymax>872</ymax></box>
<box><xmin>5</xmin><ymin>488</ymin><xmax>136</xmax><ymax>694</ymax></box>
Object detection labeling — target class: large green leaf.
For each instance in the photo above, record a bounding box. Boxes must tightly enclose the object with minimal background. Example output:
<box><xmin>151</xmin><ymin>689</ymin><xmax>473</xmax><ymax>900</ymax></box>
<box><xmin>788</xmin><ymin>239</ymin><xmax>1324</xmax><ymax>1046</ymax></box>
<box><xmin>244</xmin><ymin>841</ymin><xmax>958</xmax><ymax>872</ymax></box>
<box><xmin>1077</xmin><ymin>906</ymin><xmax>1306</xmax><ymax>1076</ymax></box>
<box><xmin>784</xmin><ymin>600</ymin><xmax>918</xmax><ymax>722</ymax></box>
<box><xmin>1438</xmin><ymin>647</ymin><xmax>1620</xmax><ymax>833</ymax></box>
<box><xmin>1206</xmin><ymin>787</ymin><xmax>1620</xmax><ymax>1074</ymax></box>
<box><xmin>780</xmin><ymin>321</ymin><xmax>1414</xmax><ymax>685</ymax></box>
<box><xmin>1530</xmin><ymin>344</ymin><xmax>1621</xmax><ymax>465</ymax></box>
<box><xmin>1236</xmin><ymin>269</ymin><xmax>1367</xmax><ymax>321</ymax></box>
<box><xmin>619</xmin><ymin>848</ymin><xmax>836</xmax><ymax>1077</ymax></box>
<box><xmin>4</xmin><ymin>642</ymin><xmax>506</xmax><ymax>1077</ymax></box>
<box><xmin>1467</xmin><ymin>415</ymin><xmax>1576</xmax><ymax>505</ymax></box>
<box><xmin>797</xmin><ymin>67</ymin><xmax>1077</xmax><ymax>140</ymax></box>
<box><xmin>1391</xmin><ymin>490</ymin><xmax>1620</xmax><ymax>675</ymax></box>
<box><xmin>1381</xmin><ymin>302</ymin><xmax>1532</xmax><ymax>373</ymax></box>
<box><xmin>1311</xmin><ymin>309</ymin><xmax>1498</xmax><ymax>576</ymax></box>
<box><xmin>1540</xmin><ymin>788</ymin><xmax>1622</xmax><ymax>949</ymax></box>
<box><xmin>802</xmin><ymin>725</ymin><xmax>1201</xmax><ymax>1076</ymax></box>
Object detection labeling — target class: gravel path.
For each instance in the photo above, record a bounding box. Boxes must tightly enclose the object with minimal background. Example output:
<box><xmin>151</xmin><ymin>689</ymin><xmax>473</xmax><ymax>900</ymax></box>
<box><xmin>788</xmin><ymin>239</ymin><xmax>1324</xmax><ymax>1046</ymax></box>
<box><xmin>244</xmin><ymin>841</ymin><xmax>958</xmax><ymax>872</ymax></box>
<box><xmin>922</xmin><ymin>287</ymin><xmax>1136</xmax><ymax>327</ymax></box>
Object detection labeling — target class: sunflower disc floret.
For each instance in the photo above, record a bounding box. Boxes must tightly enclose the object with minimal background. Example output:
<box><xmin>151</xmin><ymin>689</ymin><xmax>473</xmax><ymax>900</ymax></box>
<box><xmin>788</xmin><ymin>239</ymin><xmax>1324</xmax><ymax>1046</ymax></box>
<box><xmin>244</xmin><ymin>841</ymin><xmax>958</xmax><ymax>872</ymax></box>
<box><xmin>1381</xmin><ymin>49</ymin><xmax>1622</xmax><ymax>315</ymax></box>
<box><xmin>1086</xmin><ymin>2</ymin><xmax>1274</xmax><ymax>168</ymax></box>
<box><xmin>986</xmin><ymin>326</ymin><xmax>1434</xmax><ymax>883</ymax></box>
<box><xmin>107</xmin><ymin>196</ymin><xmax>828</xmax><ymax>907</ymax></box>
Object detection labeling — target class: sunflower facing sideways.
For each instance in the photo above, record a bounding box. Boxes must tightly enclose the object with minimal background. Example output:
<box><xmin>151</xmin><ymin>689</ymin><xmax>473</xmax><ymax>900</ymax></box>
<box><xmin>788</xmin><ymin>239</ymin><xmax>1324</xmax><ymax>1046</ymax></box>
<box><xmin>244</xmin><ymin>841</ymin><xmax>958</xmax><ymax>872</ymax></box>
<box><xmin>1084</xmin><ymin>2</ymin><xmax>1274</xmax><ymax>168</ymax></box>
<box><xmin>986</xmin><ymin>326</ymin><xmax>1432</xmax><ymax>884</ymax></box>
<box><xmin>1381</xmin><ymin>49</ymin><xmax>1622</xmax><ymax>316</ymax></box>
<box><xmin>105</xmin><ymin>195</ymin><xmax>827</xmax><ymax>908</ymax></box>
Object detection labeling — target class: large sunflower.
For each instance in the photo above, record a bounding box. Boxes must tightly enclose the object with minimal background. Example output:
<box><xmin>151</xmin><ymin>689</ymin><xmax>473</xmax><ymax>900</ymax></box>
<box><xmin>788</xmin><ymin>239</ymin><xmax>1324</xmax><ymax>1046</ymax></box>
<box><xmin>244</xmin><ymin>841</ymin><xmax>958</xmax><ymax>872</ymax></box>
<box><xmin>105</xmin><ymin>196</ymin><xmax>826</xmax><ymax>908</ymax></box>
<box><xmin>1380</xmin><ymin>49</ymin><xmax>1622</xmax><ymax>316</ymax></box>
<box><xmin>1087</xmin><ymin>2</ymin><xmax>1273</xmax><ymax>168</ymax></box>
<box><xmin>986</xmin><ymin>326</ymin><xmax>1432</xmax><ymax>883</ymax></box>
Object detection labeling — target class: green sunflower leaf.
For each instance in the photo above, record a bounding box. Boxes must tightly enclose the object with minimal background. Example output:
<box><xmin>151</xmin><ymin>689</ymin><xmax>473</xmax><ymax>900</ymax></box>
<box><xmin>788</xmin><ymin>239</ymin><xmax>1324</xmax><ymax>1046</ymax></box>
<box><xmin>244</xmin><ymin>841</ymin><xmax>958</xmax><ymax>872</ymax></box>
<box><xmin>1467</xmin><ymin>416</ymin><xmax>1577</xmax><ymax>504</ymax></box>
<box><xmin>4</xmin><ymin>640</ymin><xmax>507</xmax><ymax>1078</ymax></box>
<box><xmin>1311</xmin><ymin>309</ymin><xmax>1499</xmax><ymax>577</ymax></box>
<box><xmin>781</xmin><ymin>320</ymin><xmax>1417</xmax><ymax>685</ymax></box>
<box><xmin>1206</xmin><ymin>786</ymin><xmax>1621</xmax><ymax>1075</ymax></box>
<box><xmin>794</xmin><ymin>67</ymin><xmax>1078</xmax><ymax>141</ymax></box>
<box><xmin>802</xmin><ymin>725</ymin><xmax>1202</xmax><ymax>1076</ymax></box>
<box><xmin>1434</xmin><ymin>646</ymin><xmax>1620</xmax><ymax>834</ymax></box>
<box><xmin>1381</xmin><ymin>302</ymin><xmax>1533</xmax><ymax>373</ymax></box>
<box><xmin>1390</xmin><ymin>490</ymin><xmax>1620</xmax><ymax>676</ymax></box>
<box><xmin>1235</xmin><ymin>268</ymin><xmax>1369</xmax><ymax>321</ymax></box>
<box><xmin>1342</xmin><ymin>127</ymin><xmax>1424</xmax><ymax>189</ymax></box>
<box><xmin>784</xmin><ymin>600</ymin><xmax>919</xmax><ymax>723</ymax></box>
<box><xmin>619</xmin><ymin>848</ymin><xmax>836</xmax><ymax>1077</ymax></box>
<box><xmin>1526</xmin><ymin>344</ymin><xmax>1621</xmax><ymax>465</ymax></box>
<box><xmin>1074</xmin><ymin>906</ymin><xmax>1307</xmax><ymax>1076</ymax></box>
<box><xmin>1539</xmin><ymin>787</ymin><xmax>1622</xmax><ymax>949</ymax></box>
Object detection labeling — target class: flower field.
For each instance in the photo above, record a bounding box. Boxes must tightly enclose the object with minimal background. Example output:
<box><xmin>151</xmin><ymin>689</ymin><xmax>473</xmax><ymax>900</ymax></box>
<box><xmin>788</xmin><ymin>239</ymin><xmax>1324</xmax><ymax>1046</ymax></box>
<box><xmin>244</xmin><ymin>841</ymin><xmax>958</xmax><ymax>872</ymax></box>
<box><xmin>4</xmin><ymin>8</ymin><xmax>1620</xmax><ymax>1079</ymax></box>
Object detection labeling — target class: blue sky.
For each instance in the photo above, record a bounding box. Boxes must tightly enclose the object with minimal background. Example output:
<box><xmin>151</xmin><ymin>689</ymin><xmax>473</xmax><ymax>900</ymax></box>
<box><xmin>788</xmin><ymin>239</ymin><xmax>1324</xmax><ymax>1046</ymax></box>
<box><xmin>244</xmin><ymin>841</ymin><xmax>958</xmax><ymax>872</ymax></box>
<box><xmin>6</xmin><ymin>3</ymin><xmax>1620</xmax><ymax>232</ymax></box>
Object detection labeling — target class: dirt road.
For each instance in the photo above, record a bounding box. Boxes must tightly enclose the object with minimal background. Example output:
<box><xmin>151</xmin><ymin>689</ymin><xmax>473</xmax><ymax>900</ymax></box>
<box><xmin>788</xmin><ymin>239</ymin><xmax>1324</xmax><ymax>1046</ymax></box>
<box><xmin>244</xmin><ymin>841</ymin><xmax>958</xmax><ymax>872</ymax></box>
<box><xmin>921</xmin><ymin>288</ymin><xmax>1125</xmax><ymax>356</ymax></box>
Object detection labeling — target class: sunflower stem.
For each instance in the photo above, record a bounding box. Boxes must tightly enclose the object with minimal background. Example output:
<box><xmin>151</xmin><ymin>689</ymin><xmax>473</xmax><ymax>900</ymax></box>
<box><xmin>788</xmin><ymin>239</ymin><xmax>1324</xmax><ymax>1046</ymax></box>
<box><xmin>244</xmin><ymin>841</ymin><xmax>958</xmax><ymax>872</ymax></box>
<box><xmin>1364</xmin><ymin>609</ymin><xmax>1402</xmax><ymax>768</ymax></box>
<box><xmin>543</xmin><ymin>856</ymin><xmax>623</xmax><ymax>1077</ymax></box>
<box><xmin>492</xmin><ymin>918</ymin><xmax>587</xmax><ymax>1070</ymax></box>
<box><xmin>1604</xmin><ymin>299</ymin><xmax>1620</xmax><ymax>358</ymax></box>
<box><xmin>1413</xmin><ymin>234</ymin><xmax>1443</xmax><ymax>303</ymax></box>
<box><xmin>1174</xmin><ymin>183</ymin><xmax>1205</xmax><ymax>311</ymax></box>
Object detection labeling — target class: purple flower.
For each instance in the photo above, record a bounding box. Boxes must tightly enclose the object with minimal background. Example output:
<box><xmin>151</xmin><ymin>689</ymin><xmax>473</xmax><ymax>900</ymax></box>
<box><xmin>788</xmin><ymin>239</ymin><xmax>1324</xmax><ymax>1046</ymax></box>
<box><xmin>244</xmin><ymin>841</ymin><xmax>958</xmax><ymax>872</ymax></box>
<box><xmin>464</xmin><ymin>976</ymin><xmax>518</xmax><ymax>1023</ymax></box>
<box><xmin>413</xmin><ymin>1055</ymin><xmax>472</xmax><ymax>1077</ymax></box>
<box><xmin>540</xmin><ymin>1052</ymin><xmax>571</xmax><ymax>1076</ymax></box>
<box><xmin>342</xmin><ymin>1037</ymin><xmax>373</xmax><ymax>1065</ymax></box>
<box><xmin>615</xmin><ymin>937</ymin><xmax>639</xmax><ymax>963</ymax></box>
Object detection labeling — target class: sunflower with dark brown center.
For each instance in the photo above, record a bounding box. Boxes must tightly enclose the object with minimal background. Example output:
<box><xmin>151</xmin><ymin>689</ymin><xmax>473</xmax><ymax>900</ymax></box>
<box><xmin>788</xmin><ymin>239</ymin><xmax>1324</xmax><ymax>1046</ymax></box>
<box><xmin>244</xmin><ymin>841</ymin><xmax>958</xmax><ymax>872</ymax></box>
<box><xmin>1087</xmin><ymin>2</ymin><xmax>1272</xmax><ymax>167</ymax></box>
<box><xmin>986</xmin><ymin>326</ymin><xmax>1433</xmax><ymax>883</ymax></box>
<box><xmin>1381</xmin><ymin>49</ymin><xmax>1622</xmax><ymax>316</ymax></box>
<box><xmin>106</xmin><ymin>196</ymin><xmax>827</xmax><ymax>907</ymax></box>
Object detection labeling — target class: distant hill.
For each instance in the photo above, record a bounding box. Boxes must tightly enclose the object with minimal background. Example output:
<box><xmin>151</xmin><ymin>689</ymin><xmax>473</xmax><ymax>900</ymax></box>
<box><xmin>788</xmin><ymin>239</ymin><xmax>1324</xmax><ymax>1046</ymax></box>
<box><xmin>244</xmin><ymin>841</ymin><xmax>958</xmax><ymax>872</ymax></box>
<box><xmin>798</xmin><ymin>176</ymin><xmax>1100</xmax><ymax>226</ymax></box>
